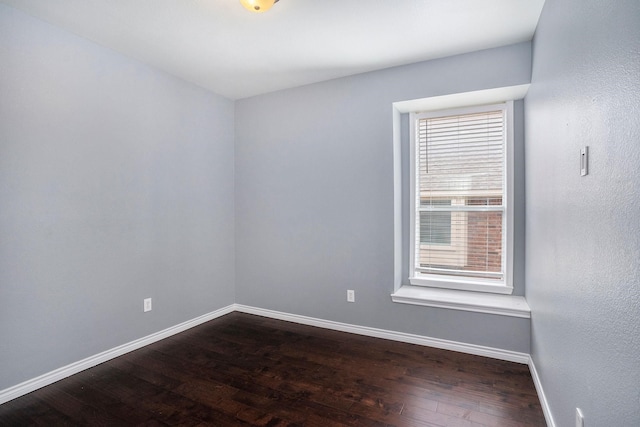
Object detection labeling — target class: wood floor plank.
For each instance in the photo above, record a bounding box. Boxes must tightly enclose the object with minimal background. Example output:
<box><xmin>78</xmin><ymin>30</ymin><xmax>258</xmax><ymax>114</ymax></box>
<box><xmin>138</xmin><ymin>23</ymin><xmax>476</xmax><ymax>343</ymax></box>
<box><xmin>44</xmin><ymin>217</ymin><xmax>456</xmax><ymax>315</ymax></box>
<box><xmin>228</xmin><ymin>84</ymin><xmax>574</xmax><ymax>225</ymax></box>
<box><xmin>0</xmin><ymin>313</ymin><xmax>546</xmax><ymax>426</ymax></box>
<box><xmin>0</xmin><ymin>392</ymin><xmax>80</xmax><ymax>426</ymax></box>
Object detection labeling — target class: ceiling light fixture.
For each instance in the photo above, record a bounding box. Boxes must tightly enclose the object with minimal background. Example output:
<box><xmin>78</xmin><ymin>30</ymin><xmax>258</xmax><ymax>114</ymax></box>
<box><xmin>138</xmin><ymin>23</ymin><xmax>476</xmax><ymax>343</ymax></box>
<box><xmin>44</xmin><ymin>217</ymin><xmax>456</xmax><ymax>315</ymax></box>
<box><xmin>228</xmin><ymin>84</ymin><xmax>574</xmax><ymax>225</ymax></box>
<box><xmin>240</xmin><ymin>0</ymin><xmax>279</xmax><ymax>13</ymax></box>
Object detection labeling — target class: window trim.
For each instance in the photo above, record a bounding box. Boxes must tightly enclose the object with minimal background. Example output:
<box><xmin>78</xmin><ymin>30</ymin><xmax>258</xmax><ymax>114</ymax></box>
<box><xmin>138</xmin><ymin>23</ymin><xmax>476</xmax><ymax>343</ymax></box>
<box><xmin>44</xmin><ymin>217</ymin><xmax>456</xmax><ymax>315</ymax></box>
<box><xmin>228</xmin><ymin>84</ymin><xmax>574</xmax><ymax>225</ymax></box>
<box><xmin>408</xmin><ymin>102</ymin><xmax>515</xmax><ymax>295</ymax></box>
<box><xmin>391</xmin><ymin>85</ymin><xmax>530</xmax><ymax>313</ymax></box>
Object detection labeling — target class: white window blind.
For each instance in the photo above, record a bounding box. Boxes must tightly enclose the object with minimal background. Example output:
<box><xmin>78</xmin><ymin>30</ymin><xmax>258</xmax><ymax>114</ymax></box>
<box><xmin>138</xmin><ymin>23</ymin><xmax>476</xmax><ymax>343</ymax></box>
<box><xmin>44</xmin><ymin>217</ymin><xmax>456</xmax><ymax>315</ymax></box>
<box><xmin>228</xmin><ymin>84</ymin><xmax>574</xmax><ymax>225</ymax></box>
<box><xmin>412</xmin><ymin>106</ymin><xmax>507</xmax><ymax>283</ymax></box>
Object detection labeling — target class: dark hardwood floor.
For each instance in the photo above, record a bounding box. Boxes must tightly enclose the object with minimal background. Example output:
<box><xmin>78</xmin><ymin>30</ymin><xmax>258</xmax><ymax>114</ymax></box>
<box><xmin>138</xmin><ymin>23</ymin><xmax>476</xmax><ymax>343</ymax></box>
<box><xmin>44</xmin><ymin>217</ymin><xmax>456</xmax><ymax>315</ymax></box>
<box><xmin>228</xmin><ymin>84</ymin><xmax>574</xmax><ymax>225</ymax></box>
<box><xmin>0</xmin><ymin>312</ymin><xmax>546</xmax><ymax>426</ymax></box>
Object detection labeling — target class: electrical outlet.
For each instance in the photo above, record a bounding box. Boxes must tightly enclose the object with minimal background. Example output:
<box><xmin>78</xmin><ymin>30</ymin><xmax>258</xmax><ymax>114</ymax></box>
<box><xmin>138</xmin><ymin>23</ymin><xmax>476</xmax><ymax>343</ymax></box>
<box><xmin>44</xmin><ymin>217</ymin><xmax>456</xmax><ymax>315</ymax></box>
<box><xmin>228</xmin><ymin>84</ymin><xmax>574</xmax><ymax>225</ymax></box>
<box><xmin>576</xmin><ymin>408</ymin><xmax>584</xmax><ymax>427</ymax></box>
<box><xmin>143</xmin><ymin>298</ymin><xmax>152</xmax><ymax>312</ymax></box>
<box><xmin>347</xmin><ymin>290</ymin><xmax>355</xmax><ymax>303</ymax></box>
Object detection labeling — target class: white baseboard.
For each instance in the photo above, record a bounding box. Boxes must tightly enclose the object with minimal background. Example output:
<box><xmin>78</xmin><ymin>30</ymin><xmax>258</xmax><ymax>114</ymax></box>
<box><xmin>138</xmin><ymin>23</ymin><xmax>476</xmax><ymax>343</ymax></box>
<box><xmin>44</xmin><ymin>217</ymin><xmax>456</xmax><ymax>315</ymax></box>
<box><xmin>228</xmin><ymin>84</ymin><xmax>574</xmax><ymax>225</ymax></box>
<box><xmin>1</xmin><ymin>303</ymin><xmax>536</xmax><ymax>408</ymax></box>
<box><xmin>528</xmin><ymin>357</ymin><xmax>555</xmax><ymax>427</ymax></box>
<box><xmin>234</xmin><ymin>304</ymin><xmax>530</xmax><ymax>364</ymax></box>
<box><xmin>0</xmin><ymin>304</ymin><xmax>235</xmax><ymax>405</ymax></box>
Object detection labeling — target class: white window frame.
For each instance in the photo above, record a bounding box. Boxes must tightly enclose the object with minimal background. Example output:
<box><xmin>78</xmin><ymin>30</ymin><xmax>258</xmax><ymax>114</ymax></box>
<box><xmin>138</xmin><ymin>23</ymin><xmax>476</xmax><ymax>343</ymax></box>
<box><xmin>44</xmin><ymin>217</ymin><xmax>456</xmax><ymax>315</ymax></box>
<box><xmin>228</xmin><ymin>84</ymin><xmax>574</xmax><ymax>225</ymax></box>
<box><xmin>408</xmin><ymin>102</ymin><xmax>514</xmax><ymax>295</ymax></box>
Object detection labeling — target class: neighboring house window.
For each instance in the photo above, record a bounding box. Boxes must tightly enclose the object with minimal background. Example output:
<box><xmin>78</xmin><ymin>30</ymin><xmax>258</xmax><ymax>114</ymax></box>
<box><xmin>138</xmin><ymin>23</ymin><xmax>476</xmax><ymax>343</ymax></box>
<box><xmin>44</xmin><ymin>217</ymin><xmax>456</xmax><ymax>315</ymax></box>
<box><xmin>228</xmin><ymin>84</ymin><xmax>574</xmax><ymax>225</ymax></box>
<box><xmin>420</xmin><ymin>199</ymin><xmax>452</xmax><ymax>245</ymax></box>
<box><xmin>410</xmin><ymin>102</ymin><xmax>513</xmax><ymax>293</ymax></box>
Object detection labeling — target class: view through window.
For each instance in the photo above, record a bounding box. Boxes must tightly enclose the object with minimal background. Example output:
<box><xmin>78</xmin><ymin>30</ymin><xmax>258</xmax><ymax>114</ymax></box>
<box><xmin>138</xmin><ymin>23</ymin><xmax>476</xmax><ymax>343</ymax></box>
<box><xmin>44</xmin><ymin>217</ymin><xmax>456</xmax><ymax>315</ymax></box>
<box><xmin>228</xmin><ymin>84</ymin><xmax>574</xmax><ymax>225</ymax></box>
<box><xmin>410</xmin><ymin>103</ymin><xmax>511</xmax><ymax>290</ymax></box>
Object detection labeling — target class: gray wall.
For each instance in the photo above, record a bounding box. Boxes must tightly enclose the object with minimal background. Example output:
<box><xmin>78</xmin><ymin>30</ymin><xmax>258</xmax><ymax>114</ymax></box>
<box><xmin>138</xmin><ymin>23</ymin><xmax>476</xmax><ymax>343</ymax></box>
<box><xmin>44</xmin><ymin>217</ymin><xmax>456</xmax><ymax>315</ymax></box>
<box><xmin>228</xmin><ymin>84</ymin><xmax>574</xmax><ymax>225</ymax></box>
<box><xmin>525</xmin><ymin>0</ymin><xmax>640</xmax><ymax>426</ymax></box>
<box><xmin>235</xmin><ymin>43</ymin><xmax>532</xmax><ymax>353</ymax></box>
<box><xmin>0</xmin><ymin>4</ymin><xmax>235</xmax><ymax>390</ymax></box>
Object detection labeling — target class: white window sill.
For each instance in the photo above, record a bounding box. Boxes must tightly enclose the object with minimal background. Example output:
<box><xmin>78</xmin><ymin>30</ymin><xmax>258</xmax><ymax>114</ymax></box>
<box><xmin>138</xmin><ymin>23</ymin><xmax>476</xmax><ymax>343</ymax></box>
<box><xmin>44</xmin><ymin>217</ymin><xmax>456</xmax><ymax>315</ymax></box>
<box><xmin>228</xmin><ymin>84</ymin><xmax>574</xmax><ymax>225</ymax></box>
<box><xmin>391</xmin><ymin>285</ymin><xmax>530</xmax><ymax>318</ymax></box>
<box><xmin>409</xmin><ymin>274</ymin><xmax>513</xmax><ymax>295</ymax></box>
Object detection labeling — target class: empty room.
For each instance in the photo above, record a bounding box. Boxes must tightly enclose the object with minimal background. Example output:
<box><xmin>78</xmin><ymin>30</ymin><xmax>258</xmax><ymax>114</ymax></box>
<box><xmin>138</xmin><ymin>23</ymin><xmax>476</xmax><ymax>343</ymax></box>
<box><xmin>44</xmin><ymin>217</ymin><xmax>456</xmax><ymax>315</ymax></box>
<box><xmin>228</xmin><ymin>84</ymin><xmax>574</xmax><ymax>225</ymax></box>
<box><xmin>1</xmin><ymin>0</ymin><xmax>638</xmax><ymax>426</ymax></box>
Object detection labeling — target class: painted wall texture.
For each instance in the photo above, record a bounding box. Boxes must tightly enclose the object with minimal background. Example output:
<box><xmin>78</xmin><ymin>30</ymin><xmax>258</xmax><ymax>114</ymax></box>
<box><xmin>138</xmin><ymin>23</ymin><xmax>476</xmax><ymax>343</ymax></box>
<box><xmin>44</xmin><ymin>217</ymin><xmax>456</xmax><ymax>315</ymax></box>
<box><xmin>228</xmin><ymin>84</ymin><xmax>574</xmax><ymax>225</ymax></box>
<box><xmin>235</xmin><ymin>43</ymin><xmax>531</xmax><ymax>353</ymax></box>
<box><xmin>526</xmin><ymin>0</ymin><xmax>640</xmax><ymax>425</ymax></box>
<box><xmin>0</xmin><ymin>5</ymin><xmax>235</xmax><ymax>390</ymax></box>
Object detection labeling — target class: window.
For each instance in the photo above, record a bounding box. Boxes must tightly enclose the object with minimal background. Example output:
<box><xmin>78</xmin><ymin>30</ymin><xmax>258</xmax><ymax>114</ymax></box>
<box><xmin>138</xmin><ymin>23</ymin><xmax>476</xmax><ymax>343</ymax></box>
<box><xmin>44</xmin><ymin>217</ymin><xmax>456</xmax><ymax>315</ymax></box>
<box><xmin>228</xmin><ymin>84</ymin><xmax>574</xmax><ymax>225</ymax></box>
<box><xmin>419</xmin><ymin>199</ymin><xmax>451</xmax><ymax>245</ymax></box>
<box><xmin>409</xmin><ymin>102</ymin><xmax>513</xmax><ymax>294</ymax></box>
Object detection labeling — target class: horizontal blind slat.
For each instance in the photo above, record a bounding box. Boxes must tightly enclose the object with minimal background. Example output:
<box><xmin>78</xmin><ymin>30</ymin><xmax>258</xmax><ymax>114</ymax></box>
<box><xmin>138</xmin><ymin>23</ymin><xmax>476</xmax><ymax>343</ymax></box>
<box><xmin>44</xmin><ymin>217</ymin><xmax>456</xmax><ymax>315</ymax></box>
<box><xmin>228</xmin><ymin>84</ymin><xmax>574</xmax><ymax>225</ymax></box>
<box><xmin>415</xmin><ymin>108</ymin><xmax>505</xmax><ymax>279</ymax></box>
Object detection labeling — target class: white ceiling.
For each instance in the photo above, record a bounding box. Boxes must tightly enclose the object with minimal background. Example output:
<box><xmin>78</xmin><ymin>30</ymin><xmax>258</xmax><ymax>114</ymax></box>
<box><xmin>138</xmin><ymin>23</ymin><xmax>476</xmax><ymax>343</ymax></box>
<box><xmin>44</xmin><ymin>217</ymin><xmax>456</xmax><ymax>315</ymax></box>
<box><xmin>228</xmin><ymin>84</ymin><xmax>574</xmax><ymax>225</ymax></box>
<box><xmin>1</xmin><ymin>0</ymin><xmax>545</xmax><ymax>99</ymax></box>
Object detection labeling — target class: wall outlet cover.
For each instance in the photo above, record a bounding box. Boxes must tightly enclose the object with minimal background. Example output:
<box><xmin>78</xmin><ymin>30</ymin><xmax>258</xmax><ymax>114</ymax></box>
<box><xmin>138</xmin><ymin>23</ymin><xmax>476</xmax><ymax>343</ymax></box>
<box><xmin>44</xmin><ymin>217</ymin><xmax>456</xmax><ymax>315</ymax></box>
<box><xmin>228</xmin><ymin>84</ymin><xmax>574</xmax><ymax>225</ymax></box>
<box><xmin>347</xmin><ymin>290</ymin><xmax>355</xmax><ymax>303</ymax></box>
